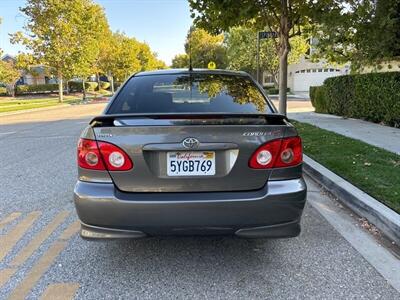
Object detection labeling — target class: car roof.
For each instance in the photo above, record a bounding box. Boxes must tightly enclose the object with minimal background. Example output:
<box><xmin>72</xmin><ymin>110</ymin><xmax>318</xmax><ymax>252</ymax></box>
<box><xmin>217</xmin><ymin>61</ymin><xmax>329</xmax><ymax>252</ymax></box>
<box><xmin>135</xmin><ymin>68</ymin><xmax>249</xmax><ymax>77</ymax></box>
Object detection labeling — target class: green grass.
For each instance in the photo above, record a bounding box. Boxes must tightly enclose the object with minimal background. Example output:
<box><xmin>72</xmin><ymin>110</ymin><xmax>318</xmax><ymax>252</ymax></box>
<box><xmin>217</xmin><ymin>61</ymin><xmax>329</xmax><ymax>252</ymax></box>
<box><xmin>0</xmin><ymin>102</ymin><xmax>63</xmax><ymax>113</ymax></box>
<box><xmin>0</xmin><ymin>95</ymin><xmax>95</xmax><ymax>113</ymax></box>
<box><xmin>293</xmin><ymin>121</ymin><xmax>400</xmax><ymax>213</ymax></box>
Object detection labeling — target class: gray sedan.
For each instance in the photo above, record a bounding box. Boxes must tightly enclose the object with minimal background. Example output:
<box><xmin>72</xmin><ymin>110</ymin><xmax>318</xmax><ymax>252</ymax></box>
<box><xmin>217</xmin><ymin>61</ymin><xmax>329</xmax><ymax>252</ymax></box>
<box><xmin>73</xmin><ymin>69</ymin><xmax>306</xmax><ymax>239</ymax></box>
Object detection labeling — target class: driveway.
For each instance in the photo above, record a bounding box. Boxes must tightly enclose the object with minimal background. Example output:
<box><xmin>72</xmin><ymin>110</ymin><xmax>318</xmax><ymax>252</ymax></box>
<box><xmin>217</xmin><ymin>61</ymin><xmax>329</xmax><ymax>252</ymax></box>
<box><xmin>0</xmin><ymin>104</ymin><xmax>399</xmax><ymax>299</ymax></box>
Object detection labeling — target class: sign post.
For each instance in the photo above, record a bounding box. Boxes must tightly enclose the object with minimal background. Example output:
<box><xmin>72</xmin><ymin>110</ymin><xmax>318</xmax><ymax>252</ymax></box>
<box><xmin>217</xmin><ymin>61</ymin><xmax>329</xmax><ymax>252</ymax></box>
<box><xmin>256</xmin><ymin>31</ymin><xmax>278</xmax><ymax>83</ymax></box>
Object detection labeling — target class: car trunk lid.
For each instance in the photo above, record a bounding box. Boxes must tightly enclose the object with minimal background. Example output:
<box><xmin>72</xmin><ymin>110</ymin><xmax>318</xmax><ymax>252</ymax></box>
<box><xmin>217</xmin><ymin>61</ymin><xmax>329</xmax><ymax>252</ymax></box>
<box><xmin>91</xmin><ymin>114</ymin><xmax>288</xmax><ymax>193</ymax></box>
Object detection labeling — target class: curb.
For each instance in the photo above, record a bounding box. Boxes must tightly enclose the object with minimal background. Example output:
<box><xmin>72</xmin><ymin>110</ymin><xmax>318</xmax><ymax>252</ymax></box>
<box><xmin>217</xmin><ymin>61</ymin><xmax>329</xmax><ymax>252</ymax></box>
<box><xmin>303</xmin><ymin>155</ymin><xmax>400</xmax><ymax>245</ymax></box>
<box><xmin>0</xmin><ymin>103</ymin><xmax>71</xmax><ymax>117</ymax></box>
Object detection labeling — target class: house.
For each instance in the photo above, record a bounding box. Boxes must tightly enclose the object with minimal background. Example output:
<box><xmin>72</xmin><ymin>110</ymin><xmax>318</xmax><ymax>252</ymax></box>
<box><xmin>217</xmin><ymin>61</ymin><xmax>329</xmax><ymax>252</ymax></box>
<box><xmin>1</xmin><ymin>54</ymin><xmax>54</xmax><ymax>85</ymax></box>
<box><xmin>262</xmin><ymin>38</ymin><xmax>350</xmax><ymax>93</ymax></box>
<box><xmin>288</xmin><ymin>57</ymin><xmax>349</xmax><ymax>92</ymax></box>
<box><xmin>263</xmin><ymin>56</ymin><xmax>350</xmax><ymax>93</ymax></box>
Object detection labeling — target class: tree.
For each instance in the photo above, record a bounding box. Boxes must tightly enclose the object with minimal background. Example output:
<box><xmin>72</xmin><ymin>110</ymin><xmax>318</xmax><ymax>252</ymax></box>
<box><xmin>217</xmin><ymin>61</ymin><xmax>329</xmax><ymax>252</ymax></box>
<box><xmin>189</xmin><ymin>0</ymin><xmax>332</xmax><ymax>115</ymax></box>
<box><xmin>0</xmin><ymin>18</ymin><xmax>20</xmax><ymax>97</ymax></box>
<box><xmin>11</xmin><ymin>0</ymin><xmax>110</xmax><ymax>102</ymax></box>
<box><xmin>87</xmin><ymin>5</ymin><xmax>112</xmax><ymax>92</ymax></box>
<box><xmin>137</xmin><ymin>42</ymin><xmax>167</xmax><ymax>71</ymax></box>
<box><xmin>0</xmin><ymin>18</ymin><xmax>2</xmax><ymax>57</ymax></box>
<box><xmin>98</xmin><ymin>31</ymin><xmax>166</xmax><ymax>88</ymax></box>
<box><xmin>225</xmin><ymin>25</ymin><xmax>309</xmax><ymax>86</ymax></box>
<box><xmin>0</xmin><ymin>60</ymin><xmax>21</xmax><ymax>97</ymax></box>
<box><xmin>171</xmin><ymin>27</ymin><xmax>227</xmax><ymax>69</ymax></box>
<box><xmin>171</xmin><ymin>54</ymin><xmax>189</xmax><ymax>68</ymax></box>
<box><xmin>102</xmin><ymin>32</ymin><xmax>142</xmax><ymax>82</ymax></box>
<box><xmin>185</xmin><ymin>27</ymin><xmax>227</xmax><ymax>69</ymax></box>
<box><xmin>311</xmin><ymin>0</ymin><xmax>400</xmax><ymax>71</ymax></box>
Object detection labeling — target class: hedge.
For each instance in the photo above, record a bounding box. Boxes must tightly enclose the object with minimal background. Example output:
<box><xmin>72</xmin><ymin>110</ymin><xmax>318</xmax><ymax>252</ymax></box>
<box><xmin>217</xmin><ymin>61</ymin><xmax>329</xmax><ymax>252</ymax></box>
<box><xmin>309</xmin><ymin>72</ymin><xmax>400</xmax><ymax>127</ymax></box>
<box><xmin>68</xmin><ymin>81</ymin><xmax>98</xmax><ymax>92</ymax></box>
<box><xmin>16</xmin><ymin>84</ymin><xmax>59</xmax><ymax>95</ymax></box>
<box><xmin>13</xmin><ymin>81</ymin><xmax>100</xmax><ymax>95</ymax></box>
<box><xmin>309</xmin><ymin>86</ymin><xmax>328</xmax><ymax>113</ymax></box>
<box><xmin>100</xmin><ymin>81</ymin><xmax>110</xmax><ymax>90</ymax></box>
<box><xmin>265</xmin><ymin>87</ymin><xmax>290</xmax><ymax>95</ymax></box>
<box><xmin>0</xmin><ymin>87</ymin><xmax>7</xmax><ymax>96</ymax></box>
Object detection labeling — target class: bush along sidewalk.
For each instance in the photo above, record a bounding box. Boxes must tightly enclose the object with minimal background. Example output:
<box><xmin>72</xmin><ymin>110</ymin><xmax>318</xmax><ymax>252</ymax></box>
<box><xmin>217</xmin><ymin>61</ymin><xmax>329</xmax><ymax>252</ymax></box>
<box><xmin>293</xmin><ymin>120</ymin><xmax>400</xmax><ymax>214</ymax></box>
<box><xmin>309</xmin><ymin>72</ymin><xmax>400</xmax><ymax>128</ymax></box>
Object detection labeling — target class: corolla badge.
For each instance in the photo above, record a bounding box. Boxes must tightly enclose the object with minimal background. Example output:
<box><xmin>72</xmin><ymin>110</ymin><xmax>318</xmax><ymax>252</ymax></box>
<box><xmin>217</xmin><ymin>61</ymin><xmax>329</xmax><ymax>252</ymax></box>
<box><xmin>182</xmin><ymin>137</ymin><xmax>200</xmax><ymax>149</ymax></box>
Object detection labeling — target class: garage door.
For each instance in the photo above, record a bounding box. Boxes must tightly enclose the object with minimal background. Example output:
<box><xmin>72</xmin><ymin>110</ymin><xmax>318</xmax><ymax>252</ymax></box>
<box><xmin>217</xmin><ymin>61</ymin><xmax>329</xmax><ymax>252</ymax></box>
<box><xmin>292</xmin><ymin>69</ymin><xmax>341</xmax><ymax>92</ymax></box>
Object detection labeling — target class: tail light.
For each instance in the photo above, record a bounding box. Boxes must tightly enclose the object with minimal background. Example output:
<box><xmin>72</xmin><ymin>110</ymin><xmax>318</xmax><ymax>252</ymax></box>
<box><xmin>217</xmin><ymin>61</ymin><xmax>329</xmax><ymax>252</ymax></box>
<box><xmin>77</xmin><ymin>138</ymin><xmax>133</xmax><ymax>171</ymax></box>
<box><xmin>249</xmin><ymin>136</ymin><xmax>302</xmax><ymax>169</ymax></box>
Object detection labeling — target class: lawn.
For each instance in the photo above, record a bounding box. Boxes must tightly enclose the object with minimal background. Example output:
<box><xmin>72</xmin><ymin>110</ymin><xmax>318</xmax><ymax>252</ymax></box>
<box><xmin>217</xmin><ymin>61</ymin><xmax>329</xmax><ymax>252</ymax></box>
<box><xmin>0</xmin><ymin>91</ymin><xmax>110</xmax><ymax>113</ymax></box>
<box><xmin>293</xmin><ymin>120</ymin><xmax>400</xmax><ymax>213</ymax></box>
<box><xmin>0</xmin><ymin>96</ymin><xmax>80</xmax><ymax>113</ymax></box>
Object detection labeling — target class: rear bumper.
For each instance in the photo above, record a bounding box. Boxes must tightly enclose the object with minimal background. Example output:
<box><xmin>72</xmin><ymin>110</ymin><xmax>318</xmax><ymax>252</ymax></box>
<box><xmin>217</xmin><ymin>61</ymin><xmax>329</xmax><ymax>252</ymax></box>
<box><xmin>74</xmin><ymin>178</ymin><xmax>307</xmax><ymax>239</ymax></box>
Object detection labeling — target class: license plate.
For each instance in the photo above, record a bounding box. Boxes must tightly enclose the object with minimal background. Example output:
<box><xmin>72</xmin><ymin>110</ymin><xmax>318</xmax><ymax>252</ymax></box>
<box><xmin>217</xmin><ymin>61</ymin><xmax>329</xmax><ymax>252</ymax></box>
<box><xmin>167</xmin><ymin>151</ymin><xmax>215</xmax><ymax>176</ymax></box>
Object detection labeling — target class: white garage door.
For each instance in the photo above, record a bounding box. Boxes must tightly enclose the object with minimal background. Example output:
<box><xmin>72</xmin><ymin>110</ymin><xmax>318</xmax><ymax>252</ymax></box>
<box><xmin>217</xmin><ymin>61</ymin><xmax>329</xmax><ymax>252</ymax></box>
<box><xmin>292</xmin><ymin>69</ymin><xmax>341</xmax><ymax>92</ymax></box>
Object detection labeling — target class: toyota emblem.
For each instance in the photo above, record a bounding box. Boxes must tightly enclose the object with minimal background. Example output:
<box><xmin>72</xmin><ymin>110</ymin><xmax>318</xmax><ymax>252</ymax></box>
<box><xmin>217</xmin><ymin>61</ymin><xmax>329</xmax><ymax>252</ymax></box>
<box><xmin>182</xmin><ymin>137</ymin><xmax>200</xmax><ymax>149</ymax></box>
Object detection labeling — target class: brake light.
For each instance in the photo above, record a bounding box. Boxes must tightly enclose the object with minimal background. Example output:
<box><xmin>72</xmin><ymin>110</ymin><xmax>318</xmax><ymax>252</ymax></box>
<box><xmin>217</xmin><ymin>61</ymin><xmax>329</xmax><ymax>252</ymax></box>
<box><xmin>97</xmin><ymin>141</ymin><xmax>133</xmax><ymax>171</ymax></box>
<box><xmin>274</xmin><ymin>137</ymin><xmax>302</xmax><ymax>167</ymax></box>
<box><xmin>249</xmin><ymin>137</ymin><xmax>302</xmax><ymax>169</ymax></box>
<box><xmin>77</xmin><ymin>139</ymin><xmax>105</xmax><ymax>170</ymax></box>
<box><xmin>77</xmin><ymin>138</ymin><xmax>133</xmax><ymax>171</ymax></box>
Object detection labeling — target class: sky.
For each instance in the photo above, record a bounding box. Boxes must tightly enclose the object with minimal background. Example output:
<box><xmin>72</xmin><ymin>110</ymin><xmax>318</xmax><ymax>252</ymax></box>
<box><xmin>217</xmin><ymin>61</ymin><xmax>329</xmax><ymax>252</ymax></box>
<box><xmin>0</xmin><ymin>0</ymin><xmax>193</xmax><ymax>65</ymax></box>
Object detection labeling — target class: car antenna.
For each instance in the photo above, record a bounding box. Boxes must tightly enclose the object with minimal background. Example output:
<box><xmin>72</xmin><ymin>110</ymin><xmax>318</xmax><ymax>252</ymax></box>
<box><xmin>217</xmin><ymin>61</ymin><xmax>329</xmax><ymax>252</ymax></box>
<box><xmin>188</xmin><ymin>26</ymin><xmax>193</xmax><ymax>71</ymax></box>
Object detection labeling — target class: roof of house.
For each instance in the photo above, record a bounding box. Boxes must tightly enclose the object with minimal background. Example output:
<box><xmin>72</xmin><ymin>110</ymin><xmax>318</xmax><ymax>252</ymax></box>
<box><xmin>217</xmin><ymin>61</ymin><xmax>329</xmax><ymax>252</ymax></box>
<box><xmin>1</xmin><ymin>54</ymin><xmax>16</xmax><ymax>62</ymax></box>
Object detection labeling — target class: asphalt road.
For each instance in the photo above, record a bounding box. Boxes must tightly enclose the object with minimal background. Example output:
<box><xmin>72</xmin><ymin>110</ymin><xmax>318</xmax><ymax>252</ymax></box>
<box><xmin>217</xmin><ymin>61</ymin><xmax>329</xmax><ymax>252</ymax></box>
<box><xmin>0</xmin><ymin>104</ymin><xmax>399</xmax><ymax>299</ymax></box>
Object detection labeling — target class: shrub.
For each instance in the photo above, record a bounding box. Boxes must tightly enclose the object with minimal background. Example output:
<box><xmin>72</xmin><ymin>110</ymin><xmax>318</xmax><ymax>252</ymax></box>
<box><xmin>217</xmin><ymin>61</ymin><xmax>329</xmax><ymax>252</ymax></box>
<box><xmin>68</xmin><ymin>81</ymin><xmax>83</xmax><ymax>92</ymax></box>
<box><xmin>113</xmin><ymin>82</ymin><xmax>123</xmax><ymax>90</ymax></box>
<box><xmin>16</xmin><ymin>83</ymin><xmax>59</xmax><ymax>95</ymax></box>
<box><xmin>324</xmin><ymin>75</ymin><xmax>355</xmax><ymax>116</ymax></box>
<box><xmin>100</xmin><ymin>81</ymin><xmax>110</xmax><ymax>90</ymax></box>
<box><xmin>309</xmin><ymin>86</ymin><xmax>328</xmax><ymax>113</ymax></box>
<box><xmin>310</xmin><ymin>72</ymin><xmax>400</xmax><ymax>127</ymax></box>
<box><xmin>265</xmin><ymin>87</ymin><xmax>290</xmax><ymax>95</ymax></box>
<box><xmin>86</xmin><ymin>82</ymin><xmax>98</xmax><ymax>92</ymax></box>
<box><xmin>0</xmin><ymin>87</ymin><xmax>7</xmax><ymax>96</ymax></box>
<box><xmin>68</xmin><ymin>81</ymin><xmax>98</xmax><ymax>92</ymax></box>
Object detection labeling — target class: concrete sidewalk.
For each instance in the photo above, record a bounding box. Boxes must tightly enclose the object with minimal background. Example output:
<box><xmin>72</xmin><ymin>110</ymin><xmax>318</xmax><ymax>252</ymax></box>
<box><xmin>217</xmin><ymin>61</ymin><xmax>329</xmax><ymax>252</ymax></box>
<box><xmin>289</xmin><ymin>112</ymin><xmax>400</xmax><ymax>155</ymax></box>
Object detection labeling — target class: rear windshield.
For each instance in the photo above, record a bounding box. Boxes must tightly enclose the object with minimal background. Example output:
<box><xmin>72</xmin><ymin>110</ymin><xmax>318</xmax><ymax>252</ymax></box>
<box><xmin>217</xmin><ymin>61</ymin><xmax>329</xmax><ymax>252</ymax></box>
<box><xmin>107</xmin><ymin>73</ymin><xmax>272</xmax><ymax>114</ymax></box>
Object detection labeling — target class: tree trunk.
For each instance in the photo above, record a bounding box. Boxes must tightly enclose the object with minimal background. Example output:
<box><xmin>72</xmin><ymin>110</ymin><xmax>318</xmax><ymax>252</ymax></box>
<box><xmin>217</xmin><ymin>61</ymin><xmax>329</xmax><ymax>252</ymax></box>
<box><xmin>6</xmin><ymin>83</ymin><xmax>15</xmax><ymax>97</ymax></box>
<box><xmin>97</xmin><ymin>72</ymin><xmax>101</xmax><ymax>91</ymax></box>
<box><xmin>58</xmin><ymin>75</ymin><xmax>63</xmax><ymax>103</ymax></box>
<box><xmin>271</xmin><ymin>72</ymin><xmax>279</xmax><ymax>88</ymax></box>
<box><xmin>110</xmin><ymin>74</ymin><xmax>115</xmax><ymax>94</ymax></box>
<box><xmin>278</xmin><ymin>50</ymin><xmax>288</xmax><ymax>115</ymax></box>
<box><xmin>82</xmin><ymin>79</ymin><xmax>87</xmax><ymax>101</ymax></box>
<box><xmin>278</xmin><ymin>0</ymin><xmax>290</xmax><ymax>115</ymax></box>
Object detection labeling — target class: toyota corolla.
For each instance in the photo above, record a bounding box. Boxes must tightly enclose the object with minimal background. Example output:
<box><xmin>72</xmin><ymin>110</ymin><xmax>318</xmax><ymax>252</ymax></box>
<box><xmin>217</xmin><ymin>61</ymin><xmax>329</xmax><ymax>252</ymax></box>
<box><xmin>74</xmin><ymin>69</ymin><xmax>307</xmax><ymax>239</ymax></box>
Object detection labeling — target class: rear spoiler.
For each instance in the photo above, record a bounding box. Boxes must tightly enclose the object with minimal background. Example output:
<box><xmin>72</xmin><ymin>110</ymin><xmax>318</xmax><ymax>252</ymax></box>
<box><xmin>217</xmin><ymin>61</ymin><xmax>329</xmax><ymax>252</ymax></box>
<box><xmin>89</xmin><ymin>113</ymin><xmax>288</xmax><ymax>127</ymax></box>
